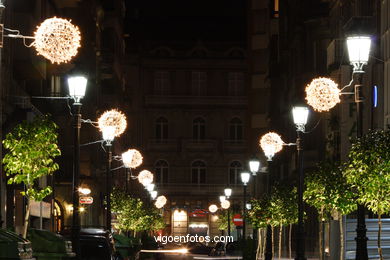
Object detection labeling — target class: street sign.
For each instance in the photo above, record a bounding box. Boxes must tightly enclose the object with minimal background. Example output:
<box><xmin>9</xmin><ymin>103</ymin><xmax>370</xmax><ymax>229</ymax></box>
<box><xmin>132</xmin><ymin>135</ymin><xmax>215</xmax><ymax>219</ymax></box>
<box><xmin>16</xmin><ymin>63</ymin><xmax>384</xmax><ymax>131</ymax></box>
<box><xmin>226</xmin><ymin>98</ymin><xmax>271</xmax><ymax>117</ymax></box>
<box><xmin>233</xmin><ymin>214</ymin><xmax>243</xmax><ymax>226</ymax></box>
<box><xmin>79</xmin><ymin>196</ymin><xmax>93</xmax><ymax>204</ymax></box>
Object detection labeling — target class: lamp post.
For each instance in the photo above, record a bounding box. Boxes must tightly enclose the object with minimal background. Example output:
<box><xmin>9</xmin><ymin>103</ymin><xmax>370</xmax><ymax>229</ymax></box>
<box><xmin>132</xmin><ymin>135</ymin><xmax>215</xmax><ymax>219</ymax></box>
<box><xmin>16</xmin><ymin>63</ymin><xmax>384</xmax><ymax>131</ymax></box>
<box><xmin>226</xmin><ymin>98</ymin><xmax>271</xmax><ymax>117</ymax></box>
<box><xmin>68</xmin><ymin>75</ymin><xmax>87</xmax><ymax>258</ymax></box>
<box><xmin>224</xmin><ymin>188</ymin><xmax>232</xmax><ymax>236</ymax></box>
<box><xmin>248</xmin><ymin>157</ymin><xmax>260</xmax><ymax>197</ymax></box>
<box><xmin>292</xmin><ymin>106</ymin><xmax>309</xmax><ymax>260</ymax></box>
<box><xmin>346</xmin><ymin>35</ymin><xmax>371</xmax><ymax>260</ymax></box>
<box><xmin>98</xmin><ymin>109</ymin><xmax>127</xmax><ymax>231</ymax></box>
<box><xmin>260</xmin><ymin>132</ymin><xmax>284</xmax><ymax>260</ymax></box>
<box><xmin>240</xmin><ymin>172</ymin><xmax>250</xmax><ymax>239</ymax></box>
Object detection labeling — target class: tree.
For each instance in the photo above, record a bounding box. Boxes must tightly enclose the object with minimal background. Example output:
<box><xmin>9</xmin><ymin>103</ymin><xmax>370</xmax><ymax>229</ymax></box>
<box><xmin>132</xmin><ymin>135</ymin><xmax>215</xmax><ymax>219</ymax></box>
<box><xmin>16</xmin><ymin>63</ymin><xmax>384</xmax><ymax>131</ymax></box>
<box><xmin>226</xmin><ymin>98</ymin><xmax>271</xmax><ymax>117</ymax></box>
<box><xmin>343</xmin><ymin>129</ymin><xmax>390</xmax><ymax>260</ymax></box>
<box><xmin>247</xmin><ymin>197</ymin><xmax>271</xmax><ymax>259</ymax></box>
<box><xmin>2</xmin><ymin>116</ymin><xmax>61</xmax><ymax>238</ymax></box>
<box><xmin>111</xmin><ymin>189</ymin><xmax>165</xmax><ymax>234</ymax></box>
<box><xmin>269</xmin><ymin>185</ymin><xmax>298</xmax><ymax>260</ymax></box>
<box><xmin>304</xmin><ymin>161</ymin><xmax>356</xmax><ymax>260</ymax></box>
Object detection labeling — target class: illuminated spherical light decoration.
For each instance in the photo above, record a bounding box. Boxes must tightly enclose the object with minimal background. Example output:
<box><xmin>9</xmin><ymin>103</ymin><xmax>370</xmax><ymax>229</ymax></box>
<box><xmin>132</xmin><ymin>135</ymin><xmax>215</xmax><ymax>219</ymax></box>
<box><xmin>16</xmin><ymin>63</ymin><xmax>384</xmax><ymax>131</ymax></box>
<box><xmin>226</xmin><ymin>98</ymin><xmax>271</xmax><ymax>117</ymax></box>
<box><xmin>155</xmin><ymin>195</ymin><xmax>167</xmax><ymax>209</ymax></box>
<box><xmin>33</xmin><ymin>17</ymin><xmax>81</xmax><ymax>64</ymax></box>
<box><xmin>221</xmin><ymin>200</ymin><xmax>230</xmax><ymax>209</ymax></box>
<box><xmin>260</xmin><ymin>132</ymin><xmax>284</xmax><ymax>160</ymax></box>
<box><xmin>209</xmin><ymin>204</ymin><xmax>218</xmax><ymax>213</ymax></box>
<box><xmin>98</xmin><ymin>109</ymin><xmax>127</xmax><ymax>138</ymax></box>
<box><xmin>305</xmin><ymin>77</ymin><xmax>340</xmax><ymax>112</ymax></box>
<box><xmin>122</xmin><ymin>149</ymin><xmax>143</xmax><ymax>169</ymax></box>
<box><xmin>138</xmin><ymin>170</ymin><xmax>154</xmax><ymax>186</ymax></box>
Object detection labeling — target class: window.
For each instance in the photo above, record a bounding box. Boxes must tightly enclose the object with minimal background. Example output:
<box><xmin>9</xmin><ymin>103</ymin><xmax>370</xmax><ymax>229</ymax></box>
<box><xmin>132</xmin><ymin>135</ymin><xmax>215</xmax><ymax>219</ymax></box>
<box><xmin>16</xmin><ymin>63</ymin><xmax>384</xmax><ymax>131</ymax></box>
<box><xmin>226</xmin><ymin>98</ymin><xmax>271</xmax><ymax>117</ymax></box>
<box><xmin>155</xmin><ymin>160</ymin><xmax>169</xmax><ymax>184</ymax></box>
<box><xmin>229</xmin><ymin>118</ymin><xmax>243</xmax><ymax>141</ymax></box>
<box><xmin>229</xmin><ymin>161</ymin><xmax>243</xmax><ymax>185</ymax></box>
<box><xmin>154</xmin><ymin>71</ymin><xmax>170</xmax><ymax>95</ymax></box>
<box><xmin>228</xmin><ymin>72</ymin><xmax>244</xmax><ymax>96</ymax></box>
<box><xmin>191</xmin><ymin>72</ymin><xmax>207</xmax><ymax>95</ymax></box>
<box><xmin>155</xmin><ymin>117</ymin><xmax>168</xmax><ymax>141</ymax></box>
<box><xmin>193</xmin><ymin>117</ymin><xmax>205</xmax><ymax>140</ymax></box>
<box><xmin>50</xmin><ymin>76</ymin><xmax>61</xmax><ymax>97</ymax></box>
<box><xmin>191</xmin><ymin>160</ymin><xmax>206</xmax><ymax>184</ymax></box>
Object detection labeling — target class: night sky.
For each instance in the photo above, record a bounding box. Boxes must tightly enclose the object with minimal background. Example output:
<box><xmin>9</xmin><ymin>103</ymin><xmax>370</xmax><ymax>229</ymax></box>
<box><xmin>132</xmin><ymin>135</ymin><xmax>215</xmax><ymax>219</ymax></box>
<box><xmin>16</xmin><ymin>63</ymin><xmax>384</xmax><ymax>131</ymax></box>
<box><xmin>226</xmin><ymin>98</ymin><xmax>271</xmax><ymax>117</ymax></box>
<box><xmin>125</xmin><ymin>0</ymin><xmax>247</xmax><ymax>42</ymax></box>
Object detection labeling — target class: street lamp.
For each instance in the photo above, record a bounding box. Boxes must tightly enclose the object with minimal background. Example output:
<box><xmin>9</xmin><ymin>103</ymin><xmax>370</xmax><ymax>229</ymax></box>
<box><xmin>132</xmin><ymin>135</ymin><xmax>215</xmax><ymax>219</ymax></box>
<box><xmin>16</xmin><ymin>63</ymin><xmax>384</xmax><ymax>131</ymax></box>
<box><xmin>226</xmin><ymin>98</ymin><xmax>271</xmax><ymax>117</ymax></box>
<box><xmin>224</xmin><ymin>188</ymin><xmax>232</xmax><ymax>236</ymax></box>
<box><xmin>260</xmin><ymin>131</ymin><xmax>285</xmax><ymax>260</ymax></box>
<box><xmin>209</xmin><ymin>204</ymin><xmax>218</xmax><ymax>213</ymax></box>
<box><xmin>122</xmin><ymin>149</ymin><xmax>143</xmax><ymax>192</ymax></box>
<box><xmin>240</xmin><ymin>172</ymin><xmax>250</xmax><ymax>239</ymax></box>
<box><xmin>151</xmin><ymin>191</ymin><xmax>158</xmax><ymax>200</ymax></box>
<box><xmin>68</xmin><ymin>75</ymin><xmax>87</xmax><ymax>258</ymax></box>
<box><xmin>219</xmin><ymin>196</ymin><xmax>226</xmax><ymax>203</ymax></box>
<box><xmin>98</xmin><ymin>109</ymin><xmax>127</xmax><ymax>231</ymax></box>
<box><xmin>292</xmin><ymin>106</ymin><xmax>309</xmax><ymax>260</ymax></box>
<box><xmin>248</xmin><ymin>157</ymin><xmax>260</xmax><ymax>199</ymax></box>
<box><xmin>346</xmin><ymin>34</ymin><xmax>371</xmax><ymax>260</ymax></box>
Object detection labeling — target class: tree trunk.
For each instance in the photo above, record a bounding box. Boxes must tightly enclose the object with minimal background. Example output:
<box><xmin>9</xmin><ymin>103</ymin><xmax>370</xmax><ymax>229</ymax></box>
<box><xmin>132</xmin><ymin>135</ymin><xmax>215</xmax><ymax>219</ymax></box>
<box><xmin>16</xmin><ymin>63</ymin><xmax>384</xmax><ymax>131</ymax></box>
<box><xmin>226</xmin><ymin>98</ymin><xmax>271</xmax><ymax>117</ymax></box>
<box><xmin>279</xmin><ymin>224</ymin><xmax>283</xmax><ymax>260</ymax></box>
<box><xmin>263</xmin><ymin>228</ymin><xmax>266</xmax><ymax>259</ymax></box>
<box><xmin>23</xmin><ymin>199</ymin><xmax>31</xmax><ymax>239</ymax></box>
<box><xmin>256</xmin><ymin>228</ymin><xmax>261</xmax><ymax>260</ymax></box>
<box><xmin>339</xmin><ymin>213</ymin><xmax>344</xmax><ymax>260</ymax></box>
<box><xmin>272</xmin><ymin>226</ymin><xmax>275</xmax><ymax>257</ymax></box>
<box><xmin>289</xmin><ymin>224</ymin><xmax>292</xmax><ymax>259</ymax></box>
<box><xmin>378</xmin><ymin>214</ymin><xmax>383</xmax><ymax>260</ymax></box>
<box><xmin>319</xmin><ymin>220</ymin><xmax>323</xmax><ymax>260</ymax></box>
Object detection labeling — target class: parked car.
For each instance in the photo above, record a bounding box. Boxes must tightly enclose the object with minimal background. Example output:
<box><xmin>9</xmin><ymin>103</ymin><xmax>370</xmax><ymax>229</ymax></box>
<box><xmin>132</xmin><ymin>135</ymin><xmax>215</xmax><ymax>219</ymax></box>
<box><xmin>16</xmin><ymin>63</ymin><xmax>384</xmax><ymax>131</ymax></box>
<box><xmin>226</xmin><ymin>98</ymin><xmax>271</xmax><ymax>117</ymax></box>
<box><xmin>0</xmin><ymin>228</ymin><xmax>34</xmax><ymax>260</ymax></box>
<box><xmin>62</xmin><ymin>227</ymin><xmax>117</xmax><ymax>260</ymax></box>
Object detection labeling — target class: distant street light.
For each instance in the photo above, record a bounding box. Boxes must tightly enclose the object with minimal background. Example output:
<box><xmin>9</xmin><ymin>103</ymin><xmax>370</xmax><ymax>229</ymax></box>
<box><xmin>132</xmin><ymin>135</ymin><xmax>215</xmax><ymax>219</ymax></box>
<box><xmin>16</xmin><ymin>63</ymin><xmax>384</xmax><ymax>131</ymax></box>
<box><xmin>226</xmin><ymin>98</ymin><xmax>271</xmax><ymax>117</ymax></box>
<box><xmin>219</xmin><ymin>196</ymin><xmax>226</xmax><ymax>203</ymax></box>
<box><xmin>138</xmin><ymin>170</ymin><xmax>154</xmax><ymax>187</ymax></box>
<box><xmin>151</xmin><ymin>191</ymin><xmax>158</xmax><ymax>200</ymax></box>
<box><xmin>240</xmin><ymin>172</ymin><xmax>250</xmax><ymax>239</ymax></box>
<box><xmin>224</xmin><ymin>188</ymin><xmax>232</xmax><ymax>236</ymax></box>
<box><xmin>68</xmin><ymin>75</ymin><xmax>87</xmax><ymax>258</ymax></box>
<box><xmin>98</xmin><ymin>109</ymin><xmax>127</xmax><ymax>231</ymax></box>
<box><xmin>209</xmin><ymin>204</ymin><xmax>218</xmax><ymax>213</ymax></box>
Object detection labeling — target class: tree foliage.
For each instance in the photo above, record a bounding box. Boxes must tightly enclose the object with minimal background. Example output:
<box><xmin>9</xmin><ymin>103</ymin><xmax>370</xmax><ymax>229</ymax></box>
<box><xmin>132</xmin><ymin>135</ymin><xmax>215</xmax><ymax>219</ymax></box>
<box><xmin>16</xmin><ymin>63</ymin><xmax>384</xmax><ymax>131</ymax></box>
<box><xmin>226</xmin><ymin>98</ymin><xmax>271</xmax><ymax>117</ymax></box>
<box><xmin>304</xmin><ymin>161</ymin><xmax>356</xmax><ymax>219</ymax></box>
<box><xmin>216</xmin><ymin>209</ymin><xmax>235</xmax><ymax>231</ymax></box>
<box><xmin>2</xmin><ymin>116</ymin><xmax>61</xmax><ymax>201</ymax></box>
<box><xmin>269</xmin><ymin>185</ymin><xmax>298</xmax><ymax>227</ymax></box>
<box><xmin>343</xmin><ymin>129</ymin><xmax>390</xmax><ymax>215</ymax></box>
<box><xmin>247</xmin><ymin>197</ymin><xmax>271</xmax><ymax>229</ymax></box>
<box><xmin>111</xmin><ymin>189</ymin><xmax>165</xmax><ymax>232</ymax></box>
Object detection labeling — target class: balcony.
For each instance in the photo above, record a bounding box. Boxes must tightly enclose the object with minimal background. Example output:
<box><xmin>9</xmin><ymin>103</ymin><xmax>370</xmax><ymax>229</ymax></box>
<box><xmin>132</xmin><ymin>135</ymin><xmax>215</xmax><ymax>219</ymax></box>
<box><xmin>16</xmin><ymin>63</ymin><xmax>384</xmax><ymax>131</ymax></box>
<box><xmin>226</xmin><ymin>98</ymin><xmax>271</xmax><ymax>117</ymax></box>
<box><xmin>145</xmin><ymin>95</ymin><xmax>248</xmax><ymax>108</ymax></box>
<box><xmin>182</xmin><ymin>139</ymin><xmax>217</xmax><ymax>153</ymax></box>
<box><xmin>148</xmin><ymin>139</ymin><xmax>178</xmax><ymax>152</ymax></box>
<box><xmin>156</xmin><ymin>183</ymin><xmax>244</xmax><ymax>197</ymax></box>
<box><xmin>222</xmin><ymin>140</ymin><xmax>248</xmax><ymax>153</ymax></box>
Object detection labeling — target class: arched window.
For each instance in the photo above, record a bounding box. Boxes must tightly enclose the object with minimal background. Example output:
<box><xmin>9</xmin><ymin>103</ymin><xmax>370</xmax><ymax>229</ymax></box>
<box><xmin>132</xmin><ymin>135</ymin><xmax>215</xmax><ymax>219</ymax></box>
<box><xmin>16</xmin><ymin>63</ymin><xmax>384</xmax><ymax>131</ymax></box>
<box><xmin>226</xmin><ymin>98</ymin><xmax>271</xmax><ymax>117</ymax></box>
<box><xmin>229</xmin><ymin>118</ymin><xmax>243</xmax><ymax>141</ymax></box>
<box><xmin>193</xmin><ymin>117</ymin><xmax>205</xmax><ymax>140</ymax></box>
<box><xmin>155</xmin><ymin>160</ymin><xmax>169</xmax><ymax>184</ymax></box>
<box><xmin>191</xmin><ymin>71</ymin><xmax>207</xmax><ymax>95</ymax></box>
<box><xmin>229</xmin><ymin>161</ymin><xmax>243</xmax><ymax>185</ymax></box>
<box><xmin>191</xmin><ymin>160</ymin><xmax>206</xmax><ymax>184</ymax></box>
<box><xmin>155</xmin><ymin>117</ymin><xmax>168</xmax><ymax>141</ymax></box>
<box><xmin>228</xmin><ymin>72</ymin><xmax>244</xmax><ymax>96</ymax></box>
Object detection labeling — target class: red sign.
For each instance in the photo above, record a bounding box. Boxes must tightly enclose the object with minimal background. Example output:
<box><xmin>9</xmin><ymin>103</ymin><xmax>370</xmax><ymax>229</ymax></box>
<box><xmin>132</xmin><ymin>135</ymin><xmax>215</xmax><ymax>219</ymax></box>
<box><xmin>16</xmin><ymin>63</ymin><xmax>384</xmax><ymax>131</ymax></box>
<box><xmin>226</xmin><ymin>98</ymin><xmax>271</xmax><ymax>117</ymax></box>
<box><xmin>79</xmin><ymin>196</ymin><xmax>93</xmax><ymax>204</ymax></box>
<box><xmin>189</xmin><ymin>209</ymin><xmax>208</xmax><ymax>217</ymax></box>
<box><xmin>233</xmin><ymin>214</ymin><xmax>243</xmax><ymax>226</ymax></box>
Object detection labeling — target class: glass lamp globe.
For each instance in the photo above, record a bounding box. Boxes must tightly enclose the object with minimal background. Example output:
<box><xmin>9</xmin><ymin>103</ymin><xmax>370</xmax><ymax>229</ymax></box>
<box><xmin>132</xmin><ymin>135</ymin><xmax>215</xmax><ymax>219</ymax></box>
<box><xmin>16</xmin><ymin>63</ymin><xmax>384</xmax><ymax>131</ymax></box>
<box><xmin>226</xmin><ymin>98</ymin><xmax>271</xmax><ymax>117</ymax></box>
<box><xmin>240</xmin><ymin>172</ymin><xmax>251</xmax><ymax>185</ymax></box>
<box><xmin>68</xmin><ymin>76</ymin><xmax>87</xmax><ymax>103</ymax></box>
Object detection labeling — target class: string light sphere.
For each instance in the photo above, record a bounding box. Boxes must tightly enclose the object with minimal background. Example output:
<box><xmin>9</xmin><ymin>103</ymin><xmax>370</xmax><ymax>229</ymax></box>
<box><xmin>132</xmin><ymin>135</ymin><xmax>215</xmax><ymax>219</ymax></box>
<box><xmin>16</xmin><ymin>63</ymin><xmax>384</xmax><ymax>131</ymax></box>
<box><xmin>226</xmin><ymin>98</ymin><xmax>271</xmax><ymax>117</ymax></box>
<box><xmin>305</xmin><ymin>77</ymin><xmax>340</xmax><ymax>112</ymax></box>
<box><xmin>138</xmin><ymin>170</ymin><xmax>154</xmax><ymax>186</ymax></box>
<box><xmin>260</xmin><ymin>132</ymin><xmax>284</xmax><ymax>161</ymax></box>
<box><xmin>33</xmin><ymin>17</ymin><xmax>81</xmax><ymax>64</ymax></box>
<box><xmin>98</xmin><ymin>109</ymin><xmax>127</xmax><ymax>138</ymax></box>
<box><xmin>122</xmin><ymin>149</ymin><xmax>143</xmax><ymax>169</ymax></box>
<box><xmin>155</xmin><ymin>195</ymin><xmax>167</xmax><ymax>209</ymax></box>
<box><xmin>209</xmin><ymin>204</ymin><xmax>218</xmax><ymax>213</ymax></box>
<box><xmin>221</xmin><ymin>200</ymin><xmax>230</xmax><ymax>209</ymax></box>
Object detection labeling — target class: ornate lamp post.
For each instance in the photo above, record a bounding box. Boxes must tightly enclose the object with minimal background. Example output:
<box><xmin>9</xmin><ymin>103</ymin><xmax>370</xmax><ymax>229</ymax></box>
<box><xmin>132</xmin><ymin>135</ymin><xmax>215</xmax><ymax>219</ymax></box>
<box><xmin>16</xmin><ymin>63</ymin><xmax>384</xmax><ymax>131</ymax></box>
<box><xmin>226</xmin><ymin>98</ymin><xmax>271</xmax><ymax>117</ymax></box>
<box><xmin>259</xmin><ymin>131</ymin><xmax>284</xmax><ymax>260</ymax></box>
<box><xmin>303</xmin><ymin>35</ymin><xmax>371</xmax><ymax>260</ymax></box>
<box><xmin>122</xmin><ymin>149</ymin><xmax>143</xmax><ymax>193</ymax></box>
<box><xmin>98</xmin><ymin>109</ymin><xmax>127</xmax><ymax>231</ymax></box>
<box><xmin>68</xmin><ymin>75</ymin><xmax>87</xmax><ymax>258</ymax></box>
<box><xmin>292</xmin><ymin>106</ymin><xmax>309</xmax><ymax>260</ymax></box>
<box><xmin>248</xmin><ymin>157</ymin><xmax>260</xmax><ymax>197</ymax></box>
<box><xmin>240</xmin><ymin>172</ymin><xmax>250</xmax><ymax>239</ymax></box>
<box><xmin>346</xmin><ymin>35</ymin><xmax>371</xmax><ymax>260</ymax></box>
<box><xmin>224</xmin><ymin>188</ymin><xmax>232</xmax><ymax>236</ymax></box>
